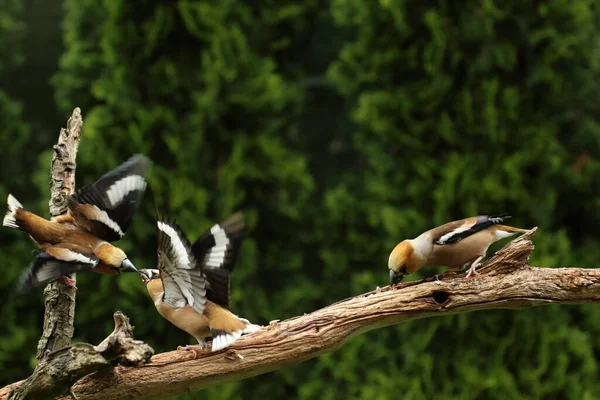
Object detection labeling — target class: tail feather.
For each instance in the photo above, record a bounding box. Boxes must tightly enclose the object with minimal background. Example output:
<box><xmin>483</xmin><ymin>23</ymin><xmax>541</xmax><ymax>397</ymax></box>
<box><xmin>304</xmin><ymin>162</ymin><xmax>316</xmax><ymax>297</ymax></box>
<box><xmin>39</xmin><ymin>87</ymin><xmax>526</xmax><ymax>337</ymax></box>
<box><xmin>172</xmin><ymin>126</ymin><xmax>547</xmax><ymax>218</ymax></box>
<box><xmin>3</xmin><ymin>194</ymin><xmax>23</xmax><ymax>229</ymax></box>
<box><xmin>209</xmin><ymin>315</ymin><xmax>262</xmax><ymax>352</ymax></box>
<box><xmin>495</xmin><ymin>224</ymin><xmax>529</xmax><ymax>233</ymax></box>
<box><xmin>240</xmin><ymin>319</ymin><xmax>262</xmax><ymax>335</ymax></box>
<box><xmin>210</xmin><ymin>329</ymin><xmax>243</xmax><ymax>352</ymax></box>
<box><xmin>489</xmin><ymin>213</ymin><xmax>511</xmax><ymax>222</ymax></box>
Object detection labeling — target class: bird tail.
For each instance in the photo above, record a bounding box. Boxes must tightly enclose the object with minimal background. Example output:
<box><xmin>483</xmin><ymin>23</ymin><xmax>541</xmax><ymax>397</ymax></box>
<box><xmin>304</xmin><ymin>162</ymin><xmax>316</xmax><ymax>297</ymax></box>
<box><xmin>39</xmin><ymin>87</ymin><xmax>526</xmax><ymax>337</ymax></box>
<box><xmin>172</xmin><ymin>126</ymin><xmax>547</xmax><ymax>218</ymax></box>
<box><xmin>210</xmin><ymin>328</ymin><xmax>243</xmax><ymax>352</ymax></box>
<box><xmin>208</xmin><ymin>309</ymin><xmax>262</xmax><ymax>352</ymax></box>
<box><xmin>239</xmin><ymin>317</ymin><xmax>262</xmax><ymax>335</ymax></box>
<box><xmin>495</xmin><ymin>224</ymin><xmax>529</xmax><ymax>233</ymax></box>
<box><xmin>3</xmin><ymin>194</ymin><xmax>24</xmax><ymax>229</ymax></box>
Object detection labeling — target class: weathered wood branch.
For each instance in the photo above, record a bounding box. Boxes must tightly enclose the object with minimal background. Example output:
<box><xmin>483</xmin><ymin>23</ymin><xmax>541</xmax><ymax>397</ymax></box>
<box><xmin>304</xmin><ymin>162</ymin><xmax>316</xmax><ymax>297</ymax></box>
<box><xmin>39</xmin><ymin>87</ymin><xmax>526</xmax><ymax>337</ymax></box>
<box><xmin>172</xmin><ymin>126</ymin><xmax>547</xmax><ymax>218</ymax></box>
<box><xmin>3</xmin><ymin>227</ymin><xmax>598</xmax><ymax>400</ymax></box>
<box><xmin>4</xmin><ymin>312</ymin><xmax>153</xmax><ymax>400</ymax></box>
<box><xmin>0</xmin><ymin>110</ymin><xmax>154</xmax><ymax>400</ymax></box>
<box><xmin>36</xmin><ymin>108</ymin><xmax>83</xmax><ymax>360</ymax></box>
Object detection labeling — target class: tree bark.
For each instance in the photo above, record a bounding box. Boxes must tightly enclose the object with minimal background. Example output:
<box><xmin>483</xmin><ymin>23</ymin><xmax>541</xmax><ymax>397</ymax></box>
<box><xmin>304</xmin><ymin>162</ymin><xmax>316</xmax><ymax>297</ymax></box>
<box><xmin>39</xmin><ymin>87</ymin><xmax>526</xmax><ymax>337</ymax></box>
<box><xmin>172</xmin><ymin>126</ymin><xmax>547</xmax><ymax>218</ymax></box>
<box><xmin>5</xmin><ymin>312</ymin><xmax>153</xmax><ymax>400</ymax></box>
<box><xmin>1</xmin><ymin>112</ymin><xmax>155</xmax><ymax>400</ymax></box>
<box><xmin>3</xmin><ymin>227</ymin><xmax>599</xmax><ymax>400</ymax></box>
<box><xmin>36</xmin><ymin>108</ymin><xmax>83</xmax><ymax>360</ymax></box>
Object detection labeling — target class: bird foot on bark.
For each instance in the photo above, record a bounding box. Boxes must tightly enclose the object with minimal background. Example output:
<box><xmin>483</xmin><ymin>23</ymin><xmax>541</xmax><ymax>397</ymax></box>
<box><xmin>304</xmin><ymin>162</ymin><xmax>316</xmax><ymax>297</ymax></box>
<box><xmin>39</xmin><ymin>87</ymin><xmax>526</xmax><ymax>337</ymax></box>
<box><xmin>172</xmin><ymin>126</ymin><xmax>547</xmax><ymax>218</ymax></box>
<box><xmin>177</xmin><ymin>345</ymin><xmax>203</xmax><ymax>359</ymax></box>
<box><xmin>61</xmin><ymin>276</ymin><xmax>78</xmax><ymax>290</ymax></box>
<box><xmin>465</xmin><ymin>262</ymin><xmax>482</xmax><ymax>278</ymax></box>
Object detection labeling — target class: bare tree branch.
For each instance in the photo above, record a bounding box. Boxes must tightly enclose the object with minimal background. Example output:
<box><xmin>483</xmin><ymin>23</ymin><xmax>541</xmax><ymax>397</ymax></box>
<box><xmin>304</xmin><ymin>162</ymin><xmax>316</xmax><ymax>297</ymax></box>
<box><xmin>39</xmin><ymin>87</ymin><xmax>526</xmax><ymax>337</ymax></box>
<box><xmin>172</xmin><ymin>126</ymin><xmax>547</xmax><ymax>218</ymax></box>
<box><xmin>36</xmin><ymin>108</ymin><xmax>83</xmax><ymax>360</ymax></box>
<box><xmin>0</xmin><ymin>112</ymin><xmax>155</xmax><ymax>400</ymax></box>
<box><xmin>3</xmin><ymin>228</ymin><xmax>598</xmax><ymax>400</ymax></box>
<box><xmin>5</xmin><ymin>312</ymin><xmax>153</xmax><ymax>400</ymax></box>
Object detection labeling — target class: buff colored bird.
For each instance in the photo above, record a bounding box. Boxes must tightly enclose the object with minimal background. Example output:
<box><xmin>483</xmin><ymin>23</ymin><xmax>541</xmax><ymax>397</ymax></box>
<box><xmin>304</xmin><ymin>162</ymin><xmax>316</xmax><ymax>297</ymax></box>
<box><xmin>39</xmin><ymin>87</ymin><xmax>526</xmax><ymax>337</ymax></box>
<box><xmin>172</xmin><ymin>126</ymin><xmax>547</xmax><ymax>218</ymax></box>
<box><xmin>388</xmin><ymin>214</ymin><xmax>528</xmax><ymax>284</ymax></box>
<box><xmin>140</xmin><ymin>214</ymin><xmax>260</xmax><ymax>353</ymax></box>
<box><xmin>3</xmin><ymin>154</ymin><xmax>151</xmax><ymax>289</ymax></box>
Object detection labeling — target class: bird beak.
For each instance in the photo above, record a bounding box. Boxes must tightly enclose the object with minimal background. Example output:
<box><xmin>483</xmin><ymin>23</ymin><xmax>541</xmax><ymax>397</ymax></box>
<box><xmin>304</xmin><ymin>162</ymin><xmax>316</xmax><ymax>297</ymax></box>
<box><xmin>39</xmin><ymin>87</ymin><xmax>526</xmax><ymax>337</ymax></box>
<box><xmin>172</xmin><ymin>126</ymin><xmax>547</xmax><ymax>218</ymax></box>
<box><xmin>138</xmin><ymin>269</ymin><xmax>151</xmax><ymax>284</ymax></box>
<box><xmin>389</xmin><ymin>266</ymin><xmax>407</xmax><ymax>286</ymax></box>
<box><xmin>121</xmin><ymin>258</ymin><xmax>138</xmax><ymax>273</ymax></box>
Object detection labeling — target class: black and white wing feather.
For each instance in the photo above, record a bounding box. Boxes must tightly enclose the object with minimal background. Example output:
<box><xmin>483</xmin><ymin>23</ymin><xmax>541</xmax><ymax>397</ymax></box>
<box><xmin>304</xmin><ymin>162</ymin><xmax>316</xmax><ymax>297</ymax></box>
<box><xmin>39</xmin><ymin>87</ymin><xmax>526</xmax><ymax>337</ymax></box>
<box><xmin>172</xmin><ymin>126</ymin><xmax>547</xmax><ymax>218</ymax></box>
<box><xmin>156</xmin><ymin>219</ymin><xmax>207</xmax><ymax>315</ymax></box>
<box><xmin>434</xmin><ymin>214</ymin><xmax>511</xmax><ymax>245</ymax></box>
<box><xmin>19</xmin><ymin>246</ymin><xmax>98</xmax><ymax>289</ymax></box>
<box><xmin>192</xmin><ymin>212</ymin><xmax>246</xmax><ymax>271</ymax></box>
<box><xmin>68</xmin><ymin>154</ymin><xmax>152</xmax><ymax>242</ymax></box>
<box><xmin>192</xmin><ymin>212</ymin><xmax>246</xmax><ymax>308</ymax></box>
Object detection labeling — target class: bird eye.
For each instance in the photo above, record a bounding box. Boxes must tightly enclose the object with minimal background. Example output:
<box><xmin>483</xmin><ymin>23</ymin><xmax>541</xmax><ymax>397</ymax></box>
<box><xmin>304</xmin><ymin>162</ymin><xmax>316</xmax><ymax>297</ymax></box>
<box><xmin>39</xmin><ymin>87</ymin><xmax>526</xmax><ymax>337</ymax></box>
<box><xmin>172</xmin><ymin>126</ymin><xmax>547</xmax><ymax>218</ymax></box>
<box><xmin>153</xmin><ymin>273</ymin><xmax>159</xmax><ymax>279</ymax></box>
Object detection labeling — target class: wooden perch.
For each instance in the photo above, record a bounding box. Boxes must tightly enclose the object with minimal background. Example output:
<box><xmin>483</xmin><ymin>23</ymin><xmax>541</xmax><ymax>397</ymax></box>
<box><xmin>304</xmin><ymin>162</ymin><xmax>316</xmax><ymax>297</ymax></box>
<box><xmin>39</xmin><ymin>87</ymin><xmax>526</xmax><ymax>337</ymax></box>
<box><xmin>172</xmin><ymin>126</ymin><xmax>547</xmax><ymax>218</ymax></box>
<box><xmin>36</xmin><ymin>108</ymin><xmax>82</xmax><ymax>360</ymax></box>
<box><xmin>4</xmin><ymin>312</ymin><xmax>153</xmax><ymax>400</ymax></box>
<box><xmin>2</xmin><ymin>227</ymin><xmax>598</xmax><ymax>400</ymax></box>
<box><xmin>0</xmin><ymin>110</ymin><xmax>154</xmax><ymax>400</ymax></box>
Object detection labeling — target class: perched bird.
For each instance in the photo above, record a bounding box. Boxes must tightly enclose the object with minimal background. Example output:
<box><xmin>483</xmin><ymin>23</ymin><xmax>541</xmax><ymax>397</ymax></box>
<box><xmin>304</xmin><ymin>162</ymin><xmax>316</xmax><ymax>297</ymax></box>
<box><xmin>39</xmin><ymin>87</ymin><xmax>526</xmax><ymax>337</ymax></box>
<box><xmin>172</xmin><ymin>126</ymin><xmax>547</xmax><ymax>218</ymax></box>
<box><xmin>139</xmin><ymin>214</ymin><xmax>260</xmax><ymax>353</ymax></box>
<box><xmin>3</xmin><ymin>154</ymin><xmax>152</xmax><ymax>289</ymax></box>
<box><xmin>388</xmin><ymin>214</ymin><xmax>528</xmax><ymax>285</ymax></box>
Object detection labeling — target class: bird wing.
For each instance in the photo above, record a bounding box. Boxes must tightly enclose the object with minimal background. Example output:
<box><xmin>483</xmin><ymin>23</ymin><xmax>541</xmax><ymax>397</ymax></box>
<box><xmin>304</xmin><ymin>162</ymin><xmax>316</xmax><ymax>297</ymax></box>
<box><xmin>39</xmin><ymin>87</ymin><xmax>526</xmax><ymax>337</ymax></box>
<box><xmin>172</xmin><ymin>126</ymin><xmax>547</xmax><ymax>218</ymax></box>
<box><xmin>19</xmin><ymin>244</ymin><xmax>98</xmax><ymax>289</ymax></box>
<box><xmin>432</xmin><ymin>214</ymin><xmax>512</xmax><ymax>245</ymax></box>
<box><xmin>156</xmin><ymin>219</ymin><xmax>207</xmax><ymax>315</ymax></box>
<box><xmin>203</xmin><ymin>268</ymin><xmax>231</xmax><ymax>309</ymax></box>
<box><xmin>68</xmin><ymin>154</ymin><xmax>152</xmax><ymax>242</ymax></box>
<box><xmin>191</xmin><ymin>212</ymin><xmax>245</xmax><ymax>309</ymax></box>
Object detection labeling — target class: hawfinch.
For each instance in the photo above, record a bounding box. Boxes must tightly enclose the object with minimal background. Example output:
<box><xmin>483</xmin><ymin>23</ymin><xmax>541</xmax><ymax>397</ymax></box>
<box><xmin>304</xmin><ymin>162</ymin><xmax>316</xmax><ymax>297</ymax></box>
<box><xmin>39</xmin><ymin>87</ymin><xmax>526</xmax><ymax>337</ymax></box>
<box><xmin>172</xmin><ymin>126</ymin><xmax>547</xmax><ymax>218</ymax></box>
<box><xmin>388</xmin><ymin>214</ymin><xmax>528</xmax><ymax>284</ymax></box>
<box><xmin>3</xmin><ymin>154</ymin><xmax>151</xmax><ymax>289</ymax></box>
<box><xmin>139</xmin><ymin>214</ymin><xmax>260</xmax><ymax>353</ymax></box>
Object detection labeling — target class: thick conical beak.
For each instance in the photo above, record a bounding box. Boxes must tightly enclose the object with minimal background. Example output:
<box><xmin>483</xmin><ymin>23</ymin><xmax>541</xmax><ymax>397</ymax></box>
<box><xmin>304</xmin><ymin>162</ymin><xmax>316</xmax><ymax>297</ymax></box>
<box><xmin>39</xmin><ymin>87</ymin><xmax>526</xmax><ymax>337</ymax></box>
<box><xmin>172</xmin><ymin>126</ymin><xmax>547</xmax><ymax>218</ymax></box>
<box><xmin>389</xmin><ymin>266</ymin><xmax>407</xmax><ymax>285</ymax></box>
<box><xmin>121</xmin><ymin>258</ymin><xmax>138</xmax><ymax>273</ymax></box>
<box><xmin>138</xmin><ymin>269</ymin><xmax>152</xmax><ymax>283</ymax></box>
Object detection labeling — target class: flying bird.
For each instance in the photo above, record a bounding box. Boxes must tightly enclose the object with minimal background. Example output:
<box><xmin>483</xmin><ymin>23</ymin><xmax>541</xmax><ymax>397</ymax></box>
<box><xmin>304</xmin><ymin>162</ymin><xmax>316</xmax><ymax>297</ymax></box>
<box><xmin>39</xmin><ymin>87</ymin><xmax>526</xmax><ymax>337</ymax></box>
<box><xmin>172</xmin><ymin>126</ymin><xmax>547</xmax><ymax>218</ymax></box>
<box><xmin>139</xmin><ymin>214</ymin><xmax>260</xmax><ymax>353</ymax></box>
<box><xmin>388</xmin><ymin>214</ymin><xmax>529</xmax><ymax>285</ymax></box>
<box><xmin>3</xmin><ymin>154</ymin><xmax>152</xmax><ymax>289</ymax></box>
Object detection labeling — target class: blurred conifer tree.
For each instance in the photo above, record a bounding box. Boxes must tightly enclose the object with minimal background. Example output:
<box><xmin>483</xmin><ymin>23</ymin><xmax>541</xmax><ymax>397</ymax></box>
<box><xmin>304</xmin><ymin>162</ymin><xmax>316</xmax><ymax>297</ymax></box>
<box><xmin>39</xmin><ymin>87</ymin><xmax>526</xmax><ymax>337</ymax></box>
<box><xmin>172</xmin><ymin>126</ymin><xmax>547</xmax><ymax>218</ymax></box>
<box><xmin>1</xmin><ymin>1</ymin><xmax>600</xmax><ymax>399</ymax></box>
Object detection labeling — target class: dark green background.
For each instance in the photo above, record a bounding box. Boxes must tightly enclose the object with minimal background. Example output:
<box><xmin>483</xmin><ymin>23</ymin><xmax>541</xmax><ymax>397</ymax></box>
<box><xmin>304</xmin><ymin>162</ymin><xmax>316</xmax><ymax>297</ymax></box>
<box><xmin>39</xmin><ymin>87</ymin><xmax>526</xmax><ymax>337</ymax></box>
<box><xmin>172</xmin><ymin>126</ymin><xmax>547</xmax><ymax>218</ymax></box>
<box><xmin>1</xmin><ymin>1</ymin><xmax>600</xmax><ymax>398</ymax></box>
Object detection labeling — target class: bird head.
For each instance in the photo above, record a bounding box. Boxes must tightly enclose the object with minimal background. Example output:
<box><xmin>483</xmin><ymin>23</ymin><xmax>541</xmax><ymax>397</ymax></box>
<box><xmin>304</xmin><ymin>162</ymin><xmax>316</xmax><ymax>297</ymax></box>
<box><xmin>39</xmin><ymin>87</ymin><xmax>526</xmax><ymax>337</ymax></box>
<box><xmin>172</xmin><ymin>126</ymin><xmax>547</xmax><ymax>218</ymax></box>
<box><xmin>96</xmin><ymin>244</ymin><xmax>138</xmax><ymax>273</ymax></box>
<box><xmin>139</xmin><ymin>268</ymin><xmax>160</xmax><ymax>285</ymax></box>
<box><xmin>112</xmin><ymin>247</ymin><xmax>138</xmax><ymax>273</ymax></box>
<box><xmin>388</xmin><ymin>240</ymin><xmax>413</xmax><ymax>285</ymax></box>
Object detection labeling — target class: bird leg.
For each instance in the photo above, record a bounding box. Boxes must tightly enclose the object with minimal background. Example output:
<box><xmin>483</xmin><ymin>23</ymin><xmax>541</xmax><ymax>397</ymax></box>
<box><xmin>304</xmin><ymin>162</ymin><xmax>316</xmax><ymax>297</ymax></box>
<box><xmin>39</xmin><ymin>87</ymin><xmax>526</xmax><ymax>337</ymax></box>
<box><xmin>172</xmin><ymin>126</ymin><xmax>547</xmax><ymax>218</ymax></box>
<box><xmin>61</xmin><ymin>276</ymin><xmax>78</xmax><ymax>290</ymax></box>
<box><xmin>177</xmin><ymin>345</ymin><xmax>200</xmax><ymax>359</ymax></box>
<box><xmin>465</xmin><ymin>255</ymin><xmax>484</xmax><ymax>278</ymax></box>
<box><xmin>177</xmin><ymin>339</ymin><xmax>206</xmax><ymax>359</ymax></box>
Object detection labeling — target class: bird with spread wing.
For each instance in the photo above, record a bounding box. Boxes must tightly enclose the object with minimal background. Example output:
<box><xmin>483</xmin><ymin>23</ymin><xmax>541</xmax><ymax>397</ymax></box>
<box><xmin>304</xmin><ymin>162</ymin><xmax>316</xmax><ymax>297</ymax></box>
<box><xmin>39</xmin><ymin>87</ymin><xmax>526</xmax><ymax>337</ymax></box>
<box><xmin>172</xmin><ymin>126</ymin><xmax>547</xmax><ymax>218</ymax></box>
<box><xmin>139</xmin><ymin>213</ymin><xmax>261</xmax><ymax>353</ymax></box>
<box><xmin>3</xmin><ymin>154</ymin><xmax>152</xmax><ymax>289</ymax></box>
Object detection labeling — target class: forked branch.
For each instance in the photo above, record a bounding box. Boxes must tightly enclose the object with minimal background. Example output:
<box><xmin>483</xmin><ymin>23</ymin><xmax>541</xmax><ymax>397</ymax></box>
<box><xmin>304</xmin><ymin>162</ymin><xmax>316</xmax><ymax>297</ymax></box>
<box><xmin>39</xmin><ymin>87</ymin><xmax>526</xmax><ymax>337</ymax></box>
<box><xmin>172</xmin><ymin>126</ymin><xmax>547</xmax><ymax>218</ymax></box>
<box><xmin>2</xmin><ymin>228</ymin><xmax>597</xmax><ymax>400</ymax></box>
<box><xmin>0</xmin><ymin>110</ymin><xmax>154</xmax><ymax>400</ymax></box>
<box><xmin>4</xmin><ymin>312</ymin><xmax>153</xmax><ymax>400</ymax></box>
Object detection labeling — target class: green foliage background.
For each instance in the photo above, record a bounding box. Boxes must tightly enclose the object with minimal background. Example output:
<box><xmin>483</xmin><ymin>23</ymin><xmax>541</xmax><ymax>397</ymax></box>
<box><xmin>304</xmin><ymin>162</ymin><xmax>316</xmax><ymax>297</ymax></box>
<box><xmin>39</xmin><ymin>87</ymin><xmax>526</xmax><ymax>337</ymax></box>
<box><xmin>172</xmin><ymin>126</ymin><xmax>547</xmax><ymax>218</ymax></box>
<box><xmin>1</xmin><ymin>0</ymin><xmax>600</xmax><ymax>398</ymax></box>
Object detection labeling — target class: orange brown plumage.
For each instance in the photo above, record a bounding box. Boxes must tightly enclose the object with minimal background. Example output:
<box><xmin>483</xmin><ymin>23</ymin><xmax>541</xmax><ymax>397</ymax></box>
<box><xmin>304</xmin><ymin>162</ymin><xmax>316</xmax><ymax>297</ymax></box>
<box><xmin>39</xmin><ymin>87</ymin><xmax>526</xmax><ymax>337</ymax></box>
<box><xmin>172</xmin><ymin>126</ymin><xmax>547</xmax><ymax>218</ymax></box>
<box><xmin>139</xmin><ymin>215</ymin><xmax>260</xmax><ymax>353</ymax></box>
<box><xmin>388</xmin><ymin>214</ymin><xmax>529</xmax><ymax>284</ymax></box>
<box><xmin>3</xmin><ymin>154</ymin><xmax>151</xmax><ymax>289</ymax></box>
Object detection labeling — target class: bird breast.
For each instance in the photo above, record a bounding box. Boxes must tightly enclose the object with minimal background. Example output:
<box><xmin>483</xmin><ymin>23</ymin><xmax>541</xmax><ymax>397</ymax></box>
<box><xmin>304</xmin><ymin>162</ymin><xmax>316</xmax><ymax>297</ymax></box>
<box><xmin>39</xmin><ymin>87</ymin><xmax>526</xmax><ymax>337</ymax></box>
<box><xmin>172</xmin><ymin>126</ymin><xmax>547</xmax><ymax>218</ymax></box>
<box><xmin>157</xmin><ymin>302</ymin><xmax>211</xmax><ymax>340</ymax></box>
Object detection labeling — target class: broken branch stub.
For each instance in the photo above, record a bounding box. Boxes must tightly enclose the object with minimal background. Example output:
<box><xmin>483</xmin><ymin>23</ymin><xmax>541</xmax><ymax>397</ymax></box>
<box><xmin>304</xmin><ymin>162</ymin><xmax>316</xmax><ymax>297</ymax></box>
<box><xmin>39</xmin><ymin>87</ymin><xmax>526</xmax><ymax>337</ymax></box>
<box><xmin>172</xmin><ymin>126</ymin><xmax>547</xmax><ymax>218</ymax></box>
<box><xmin>6</xmin><ymin>312</ymin><xmax>153</xmax><ymax>400</ymax></box>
